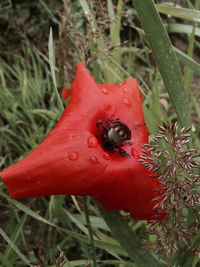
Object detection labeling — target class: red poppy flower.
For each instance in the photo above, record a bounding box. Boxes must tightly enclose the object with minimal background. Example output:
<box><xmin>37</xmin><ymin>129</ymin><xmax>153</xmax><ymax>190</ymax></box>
<box><xmin>0</xmin><ymin>63</ymin><xmax>164</xmax><ymax>220</ymax></box>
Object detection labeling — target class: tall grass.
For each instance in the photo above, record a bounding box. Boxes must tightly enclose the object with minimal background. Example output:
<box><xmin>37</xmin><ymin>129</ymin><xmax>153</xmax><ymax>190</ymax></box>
<box><xmin>0</xmin><ymin>46</ymin><xmax>59</xmax><ymax>168</ymax></box>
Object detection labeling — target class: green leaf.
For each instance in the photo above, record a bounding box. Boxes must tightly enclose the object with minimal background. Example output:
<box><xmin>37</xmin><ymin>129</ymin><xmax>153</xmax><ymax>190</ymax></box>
<box><xmin>174</xmin><ymin>47</ymin><xmax>200</xmax><ymax>76</ymax></box>
<box><xmin>64</xmin><ymin>209</ymin><xmax>89</xmax><ymax>235</ymax></box>
<box><xmin>132</xmin><ymin>0</ymin><xmax>191</xmax><ymax>128</ymax></box>
<box><xmin>0</xmin><ymin>228</ymin><xmax>31</xmax><ymax>266</ymax></box>
<box><xmin>71</xmin><ymin>214</ymin><xmax>109</xmax><ymax>231</ymax></box>
<box><xmin>183</xmin><ymin>22</ymin><xmax>196</xmax><ymax>92</ymax></box>
<box><xmin>0</xmin><ymin>193</ymin><xmax>125</xmax><ymax>256</ymax></box>
<box><xmin>0</xmin><ymin>252</ymin><xmax>13</xmax><ymax>267</ymax></box>
<box><xmin>79</xmin><ymin>0</ymin><xmax>104</xmax><ymax>49</ymax></box>
<box><xmin>106</xmin><ymin>0</ymin><xmax>124</xmax><ymax>75</ymax></box>
<box><xmin>166</xmin><ymin>23</ymin><xmax>200</xmax><ymax>37</ymax></box>
<box><xmin>156</xmin><ymin>4</ymin><xmax>200</xmax><ymax>23</ymax></box>
<box><xmin>5</xmin><ymin>214</ymin><xmax>27</xmax><ymax>258</ymax></box>
<box><xmin>97</xmin><ymin>202</ymin><xmax>163</xmax><ymax>267</ymax></box>
<box><xmin>143</xmin><ymin>104</ymin><xmax>162</xmax><ymax>134</ymax></box>
<box><xmin>38</xmin><ymin>0</ymin><xmax>60</xmax><ymax>25</ymax></box>
<box><xmin>107</xmin><ymin>0</ymin><xmax>115</xmax><ymax>38</ymax></box>
<box><xmin>49</xmin><ymin>259</ymin><xmax>135</xmax><ymax>267</ymax></box>
<box><xmin>48</xmin><ymin>27</ymin><xmax>64</xmax><ymax>115</ymax></box>
<box><xmin>79</xmin><ymin>0</ymin><xmax>95</xmax><ymax>29</ymax></box>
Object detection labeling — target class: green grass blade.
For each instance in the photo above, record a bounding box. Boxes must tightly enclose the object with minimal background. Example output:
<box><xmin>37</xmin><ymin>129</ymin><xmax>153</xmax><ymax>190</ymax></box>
<box><xmin>5</xmin><ymin>214</ymin><xmax>27</xmax><ymax>258</ymax></box>
<box><xmin>1</xmin><ymin>193</ymin><xmax>125</xmax><ymax>255</ymax></box>
<box><xmin>0</xmin><ymin>228</ymin><xmax>31</xmax><ymax>266</ymax></box>
<box><xmin>184</xmin><ymin>0</ymin><xmax>200</xmax><ymax>93</ymax></box>
<box><xmin>184</xmin><ymin>23</ymin><xmax>196</xmax><ymax>92</ymax></box>
<box><xmin>166</xmin><ymin>23</ymin><xmax>200</xmax><ymax>37</ymax></box>
<box><xmin>0</xmin><ymin>252</ymin><xmax>13</xmax><ymax>267</ymax></box>
<box><xmin>97</xmin><ymin>202</ymin><xmax>163</xmax><ymax>267</ymax></box>
<box><xmin>112</xmin><ymin>0</ymin><xmax>123</xmax><ymax>46</ymax></box>
<box><xmin>174</xmin><ymin>47</ymin><xmax>200</xmax><ymax>76</ymax></box>
<box><xmin>49</xmin><ymin>259</ymin><xmax>135</xmax><ymax>267</ymax></box>
<box><xmin>79</xmin><ymin>0</ymin><xmax>96</xmax><ymax>30</ymax></box>
<box><xmin>72</xmin><ymin>214</ymin><xmax>109</xmax><ymax>231</ymax></box>
<box><xmin>107</xmin><ymin>0</ymin><xmax>115</xmax><ymax>37</ymax></box>
<box><xmin>79</xmin><ymin>0</ymin><xmax>105</xmax><ymax>49</ymax></box>
<box><xmin>132</xmin><ymin>0</ymin><xmax>191</xmax><ymax>128</ymax></box>
<box><xmin>48</xmin><ymin>27</ymin><xmax>64</xmax><ymax>115</ymax></box>
<box><xmin>64</xmin><ymin>209</ymin><xmax>89</xmax><ymax>235</ymax></box>
<box><xmin>107</xmin><ymin>0</ymin><xmax>123</xmax><ymax>67</ymax></box>
<box><xmin>38</xmin><ymin>0</ymin><xmax>60</xmax><ymax>25</ymax></box>
<box><xmin>156</xmin><ymin>4</ymin><xmax>200</xmax><ymax>23</ymax></box>
<box><xmin>62</xmin><ymin>259</ymin><xmax>73</xmax><ymax>267</ymax></box>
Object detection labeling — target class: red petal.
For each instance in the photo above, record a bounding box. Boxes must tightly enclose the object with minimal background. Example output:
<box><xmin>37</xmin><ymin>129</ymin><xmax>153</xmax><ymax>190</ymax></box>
<box><xmin>0</xmin><ymin>63</ymin><xmax>164</xmax><ymax>220</ymax></box>
<box><xmin>61</xmin><ymin>88</ymin><xmax>70</xmax><ymax>100</ymax></box>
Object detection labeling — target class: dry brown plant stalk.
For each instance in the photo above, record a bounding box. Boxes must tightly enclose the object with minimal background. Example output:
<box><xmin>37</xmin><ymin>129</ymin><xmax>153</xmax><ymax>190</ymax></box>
<box><xmin>140</xmin><ymin>122</ymin><xmax>200</xmax><ymax>257</ymax></box>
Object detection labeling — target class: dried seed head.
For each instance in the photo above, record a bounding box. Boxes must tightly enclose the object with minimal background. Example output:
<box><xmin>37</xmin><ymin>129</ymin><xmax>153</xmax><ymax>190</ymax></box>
<box><xmin>141</xmin><ymin>122</ymin><xmax>200</xmax><ymax>257</ymax></box>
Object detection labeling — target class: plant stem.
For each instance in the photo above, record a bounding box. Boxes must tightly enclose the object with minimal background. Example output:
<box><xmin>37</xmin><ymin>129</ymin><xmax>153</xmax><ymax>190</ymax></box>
<box><xmin>84</xmin><ymin>197</ymin><xmax>97</xmax><ymax>267</ymax></box>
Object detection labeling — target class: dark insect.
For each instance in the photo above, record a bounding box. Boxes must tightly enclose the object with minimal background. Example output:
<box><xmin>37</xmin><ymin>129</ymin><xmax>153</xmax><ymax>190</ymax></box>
<box><xmin>96</xmin><ymin>118</ymin><xmax>132</xmax><ymax>158</ymax></box>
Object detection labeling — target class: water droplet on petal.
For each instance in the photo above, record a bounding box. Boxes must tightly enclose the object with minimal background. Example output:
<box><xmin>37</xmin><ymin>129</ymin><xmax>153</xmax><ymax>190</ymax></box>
<box><xmin>68</xmin><ymin>152</ymin><xmax>79</xmax><ymax>161</ymax></box>
<box><xmin>105</xmin><ymin>104</ymin><xmax>112</xmax><ymax>110</ymax></box>
<box><xmin>88</xmin><ymin>136</ymin><xmax>98</xmax><ymax>148</ymax></box>
<box><xmin>131</xmin><ymin>148</ymin><xmax>140</xmax><ymax>159</ymax></box>
<box><xmin>89</xmin><ymin>156</ymin><xmax>99</xmax><ymax>164</ymax></box>
<box><xmin>103</xmin><ymin>153</ymin><xmax>111</xmax><ymax>160</ymax></box>
<box><xmin>101</xmin><ymin>87</ymin><xmax>109</xmax><ymax>94</ymax></box>
<box><xmin>123</xmin><ymin>97</ymin><xmax>131</xmax><ymax>107</ymax></box>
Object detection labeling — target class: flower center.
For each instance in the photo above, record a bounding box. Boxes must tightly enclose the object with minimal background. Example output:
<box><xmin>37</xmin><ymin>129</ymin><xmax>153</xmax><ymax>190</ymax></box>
<box><xmin>96</xmin><ymin>118</ymin><xmax>132</xmax><ymax>158</ymax></box>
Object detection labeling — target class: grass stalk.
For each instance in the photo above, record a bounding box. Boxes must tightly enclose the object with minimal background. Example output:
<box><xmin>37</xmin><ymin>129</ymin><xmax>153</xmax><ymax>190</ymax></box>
<box><xmin>84</xmin><ymin>197</ymin><xmax>97</xmax><ymax>267</ymax></box>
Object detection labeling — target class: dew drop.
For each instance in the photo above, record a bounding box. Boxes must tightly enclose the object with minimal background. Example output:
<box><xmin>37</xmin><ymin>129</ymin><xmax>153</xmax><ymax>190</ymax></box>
<box><xmin>131</xmin><ymin>148</ymin><xmax>140</xmax><ymax>159</ymax></box>
<box><xmin>89</xmin><ymin>156</ymin><xmax>99</xmax><ymax>164</ymax></box>
<box><xmin>103</xmin><ymin>153</ymin><xmax>111</xmax><ymax>160</ymax></box>
<box><xmin>88</xmin><ymin>136</ymin><xmax>98</xmax><ymax>148</ymax></box>
<box><xmin>123</xmin><ymin>97</ymin><xmax>131</xmax><ymax>107</ymax></box>
<box><xmin>105</xmin><ymin>104</ymin><xmax>112</xmax><ymax>110</ymax></box>
<box><xmin>101</xmin><ymin>87</ymin><xmax>109</xmax><ymax>94</ymax></box>
<box><xmin>68</xmin><ymin>151</ymin><xmax>79</xmax><ymax>161</ymax></box>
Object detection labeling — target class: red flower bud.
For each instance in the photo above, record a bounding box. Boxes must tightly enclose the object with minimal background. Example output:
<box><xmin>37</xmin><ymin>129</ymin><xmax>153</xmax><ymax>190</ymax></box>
<box><xmin>0</xmin><ymin>63</ymin><xmax>164</xmax><ymax>220</ymax></box>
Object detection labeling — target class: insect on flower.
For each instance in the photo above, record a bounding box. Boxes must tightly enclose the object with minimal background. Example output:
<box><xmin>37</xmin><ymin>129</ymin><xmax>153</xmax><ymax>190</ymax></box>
<box><xmin>96</xmin><ymin>118</ymin><xmax>133</xmax><ymax>158</ymax></box>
